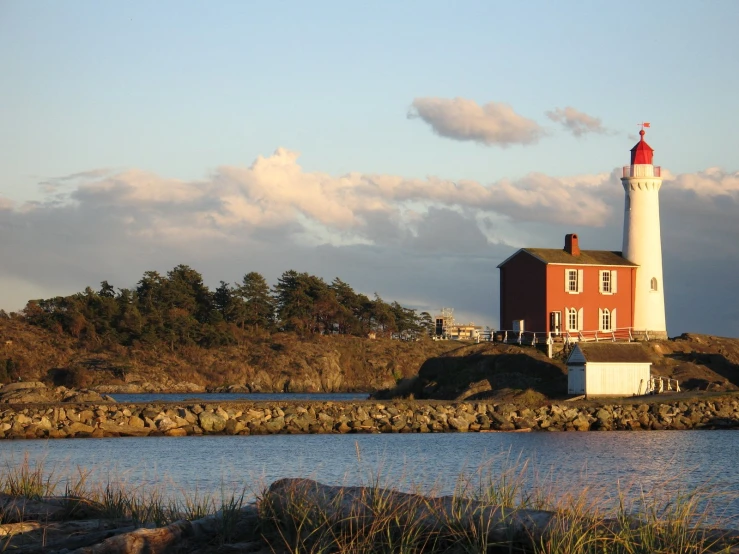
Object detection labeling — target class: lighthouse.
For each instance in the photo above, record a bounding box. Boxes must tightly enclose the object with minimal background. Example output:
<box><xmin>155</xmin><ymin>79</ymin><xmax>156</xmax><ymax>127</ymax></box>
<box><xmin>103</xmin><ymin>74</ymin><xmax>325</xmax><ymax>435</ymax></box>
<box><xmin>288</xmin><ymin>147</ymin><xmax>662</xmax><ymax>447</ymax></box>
<box><xmin>621</xmin><ymin>128</ymin><xmax>667</xmax><ymax>339</ymax></box>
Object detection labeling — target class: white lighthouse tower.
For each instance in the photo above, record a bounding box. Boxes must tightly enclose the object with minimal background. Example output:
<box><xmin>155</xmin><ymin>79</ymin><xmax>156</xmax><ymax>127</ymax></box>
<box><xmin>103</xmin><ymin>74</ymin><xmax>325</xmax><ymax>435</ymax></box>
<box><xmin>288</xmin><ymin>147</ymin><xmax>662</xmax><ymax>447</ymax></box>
<box><xmin>621</xmin><ymin>128</ymin><xmax>667</xmax><ymax>339</ymax></box>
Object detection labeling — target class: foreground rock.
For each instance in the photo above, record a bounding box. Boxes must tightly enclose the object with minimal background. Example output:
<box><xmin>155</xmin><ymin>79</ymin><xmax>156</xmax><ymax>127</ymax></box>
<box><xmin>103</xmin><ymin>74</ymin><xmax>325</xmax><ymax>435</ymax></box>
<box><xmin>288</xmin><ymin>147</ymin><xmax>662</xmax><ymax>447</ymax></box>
<box><xmin>0</xmin><ymin>495</ymin><xmax>262</xmax><ymax>554</ymax></box>
<box><xmin>1</xmin><ymin>395</ymin><xmax>739</xmax><ymax>439</ymax></box>
<box><xmin>263</xmin><ymin>478</ymin><xmax>739</xmax><ymax>553</ymax></box>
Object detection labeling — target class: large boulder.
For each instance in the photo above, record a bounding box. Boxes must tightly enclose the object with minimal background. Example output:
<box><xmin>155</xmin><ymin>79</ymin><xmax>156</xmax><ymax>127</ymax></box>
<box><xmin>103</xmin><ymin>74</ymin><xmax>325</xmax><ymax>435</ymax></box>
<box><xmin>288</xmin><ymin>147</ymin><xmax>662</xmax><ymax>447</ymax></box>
<box><xmin>0</xmin><ymin>382</ymin><xmax>114</xmax><ymax>404</ymax></box>
<box><xmin>198</xmin><ymin>411</ymin><xmax>227</xmax><ymax>433</ymax></box>
<box><xmin>0</xmin><ymin>382</ymin><xmax>55</xmax><ymax>404</ymax></box>
<box><xmin>1</xmin><ymin>381</ymin><xmax>47</xmax><ymax>392</ymax></box>
<box><xmin>316</xmin><ymin>352</ymin><xmax>344</xmax><ymax>392</ymax></box>
<box><xmin>454</xmin><ymin>379</ymin><xmax>492</xmax><ymax>401</ymax></box>
<box><xmin>60</xmin><ymin>389</ymin><xmax>110</xmax><ymax>403</ymax></box>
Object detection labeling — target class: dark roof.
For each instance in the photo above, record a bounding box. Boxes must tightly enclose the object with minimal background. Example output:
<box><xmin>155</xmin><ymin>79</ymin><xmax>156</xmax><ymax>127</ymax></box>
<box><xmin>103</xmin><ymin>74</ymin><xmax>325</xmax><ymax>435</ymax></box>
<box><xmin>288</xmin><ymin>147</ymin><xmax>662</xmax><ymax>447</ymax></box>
<box><xmin>571</xmin><ymin>342</ymin><xmax>653</xmax><ymax>364</ymax></box>
<box><xmin>500</xmin><ymin>248</ymin><xmax>637</xmax><ymax>267</ymax></box>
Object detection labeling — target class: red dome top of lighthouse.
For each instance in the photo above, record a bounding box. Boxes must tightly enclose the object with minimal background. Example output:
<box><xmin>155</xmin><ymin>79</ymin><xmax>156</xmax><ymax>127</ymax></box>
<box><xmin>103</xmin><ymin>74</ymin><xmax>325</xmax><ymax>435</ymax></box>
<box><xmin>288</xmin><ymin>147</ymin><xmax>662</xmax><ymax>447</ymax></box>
<box><xmin>630</xmin><ymin>130</ymin><xmax>654</xmax><ymax>165</ymax></box>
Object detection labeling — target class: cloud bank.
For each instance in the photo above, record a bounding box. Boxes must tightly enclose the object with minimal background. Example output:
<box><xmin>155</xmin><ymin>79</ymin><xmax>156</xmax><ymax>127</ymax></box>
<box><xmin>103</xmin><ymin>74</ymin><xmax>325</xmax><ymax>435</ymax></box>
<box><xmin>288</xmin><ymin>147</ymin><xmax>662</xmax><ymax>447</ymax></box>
<box><xmin>0</xmin><ymin>153</ymin><xmax>737</xmax><ymax>336</ymax></box>
<box><xmin>408</xmin><ymin>97</ymin><xmax>543</xmax><ymax>146</ymax></box>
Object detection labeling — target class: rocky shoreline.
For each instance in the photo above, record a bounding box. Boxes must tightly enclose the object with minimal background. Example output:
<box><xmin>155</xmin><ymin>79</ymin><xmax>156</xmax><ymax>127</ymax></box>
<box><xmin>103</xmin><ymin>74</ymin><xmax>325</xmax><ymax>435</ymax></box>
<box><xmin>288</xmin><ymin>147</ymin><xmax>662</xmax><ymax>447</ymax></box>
<box><xmin>2</xmin><ymin>396</ymin><xmax>739</xmax><ymax>439</ymax></box>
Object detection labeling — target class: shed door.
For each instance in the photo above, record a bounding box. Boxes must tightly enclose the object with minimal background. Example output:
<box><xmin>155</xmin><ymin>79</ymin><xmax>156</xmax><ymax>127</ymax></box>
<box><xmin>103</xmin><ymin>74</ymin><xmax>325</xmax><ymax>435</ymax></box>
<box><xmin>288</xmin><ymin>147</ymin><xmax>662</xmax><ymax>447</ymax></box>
<box><xmin>568</xmin><ymin>365</ymin><xmax>585</xmax><ymax>395</ymax></box>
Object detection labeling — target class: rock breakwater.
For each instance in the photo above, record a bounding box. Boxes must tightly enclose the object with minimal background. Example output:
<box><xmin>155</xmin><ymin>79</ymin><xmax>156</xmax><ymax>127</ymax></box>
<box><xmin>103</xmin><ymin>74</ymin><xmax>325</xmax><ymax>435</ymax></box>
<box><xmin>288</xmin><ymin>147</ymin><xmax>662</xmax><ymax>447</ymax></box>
<box><xmin>1</xmin><ymin>397</ymin><xmax>738</xmax><ymax>439</ymax></box>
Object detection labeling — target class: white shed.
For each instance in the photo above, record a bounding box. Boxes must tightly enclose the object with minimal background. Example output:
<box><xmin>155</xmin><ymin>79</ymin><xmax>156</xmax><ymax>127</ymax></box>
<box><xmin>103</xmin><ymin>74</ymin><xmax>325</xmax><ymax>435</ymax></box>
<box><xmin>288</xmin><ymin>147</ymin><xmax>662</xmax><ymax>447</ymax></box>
<box><xmin>566</xmin><ymin>342</ymin><xmax>652</xmax><ymax>397</ymax></box>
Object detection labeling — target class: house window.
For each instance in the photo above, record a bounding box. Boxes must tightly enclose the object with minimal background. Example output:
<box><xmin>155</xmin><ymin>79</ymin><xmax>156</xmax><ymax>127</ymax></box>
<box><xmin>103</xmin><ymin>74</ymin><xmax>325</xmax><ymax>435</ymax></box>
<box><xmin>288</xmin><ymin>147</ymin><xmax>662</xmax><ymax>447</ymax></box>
<box><xmin>599</xmin><ymin>270</ymin><xmax>618</xmax><ymax>294</ymax></box>
<box><xmin>650</xmin><ymin>277</ymin><xmax>658</xmax><ymax>291</ymax></box>
<box><xmin>565</xmin><ymin>269</ymin><xmax>583</xmax><ymax>293</ymax></box>
<box><xmin>601</xmin><ymin>309</ymin><xmax>611</xmax><ymax>331</ymax></box>
<box><xmin>568</xmin><ymin>270</ymin><xmax>578</xmax><ymax>292</ymax></box>
<box><xmin>599</xmin><ymin>308</ymin><xmax>617</xmax><ymax>331</ymax></box>
<box><xmin>567</xmin><ymin>308</ymin><xmax>579</xmax><ymax>331</ymax></box>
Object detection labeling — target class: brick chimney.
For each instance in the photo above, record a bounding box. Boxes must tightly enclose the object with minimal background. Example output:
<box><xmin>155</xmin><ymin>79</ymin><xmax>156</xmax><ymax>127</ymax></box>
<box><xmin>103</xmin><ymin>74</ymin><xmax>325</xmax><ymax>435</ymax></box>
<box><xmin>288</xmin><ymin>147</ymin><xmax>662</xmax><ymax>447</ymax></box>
<box><xmin>564</xmin><ymin>233</ymin><xmax>580</xmax><ymax>256</ymax></box>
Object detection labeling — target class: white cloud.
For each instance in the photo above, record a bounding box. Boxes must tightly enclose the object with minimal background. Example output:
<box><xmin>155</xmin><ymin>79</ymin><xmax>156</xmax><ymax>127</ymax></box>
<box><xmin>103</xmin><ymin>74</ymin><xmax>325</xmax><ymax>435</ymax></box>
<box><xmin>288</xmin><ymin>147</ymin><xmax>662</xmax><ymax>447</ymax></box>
<box><xmin>26</xmin><ymin>149</ymin><xmax>615</xmax><ymax>246</ymax></box>
<box><xmin>408</xmin><ymin>97</ymin><xmax>543</xmax><ymax>146</ymax></box>
<box><xmin>546</xmin><ymin>106</ymin><xmax>609</xmax><ymax>137</ymax></box>
<box><xmin>669</xmin><ymin>167</ymin><xmax>739</xmax><ymax>196</ymax></box>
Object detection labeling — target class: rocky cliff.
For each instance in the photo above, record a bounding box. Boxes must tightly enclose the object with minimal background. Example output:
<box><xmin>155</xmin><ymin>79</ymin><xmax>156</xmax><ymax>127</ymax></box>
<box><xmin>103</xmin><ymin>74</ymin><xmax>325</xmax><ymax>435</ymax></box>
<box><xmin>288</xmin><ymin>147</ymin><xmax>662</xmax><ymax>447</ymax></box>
<box><xmin>0</xmin><ymin>318</ymin><xmax>463</xmax><ymax>393</ymax></box>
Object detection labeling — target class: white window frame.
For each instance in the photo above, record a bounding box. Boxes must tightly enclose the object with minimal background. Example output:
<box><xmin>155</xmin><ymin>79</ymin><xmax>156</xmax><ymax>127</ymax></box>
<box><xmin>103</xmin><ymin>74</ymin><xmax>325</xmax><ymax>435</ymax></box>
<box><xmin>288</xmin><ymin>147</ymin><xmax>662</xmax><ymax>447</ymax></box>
<box><xmin>599</xmin><ymin>270</ymin><xmax>618</xmax><ymax>294</ymax></box>
<box><xmin>566</xmin><ymin>307</ymin><xmax>581</xmax><ymax>332</ymax></box>
<box><xmin>600</xmin><ymin>308</ymin><xmax>610</xmax><ymax>331</ymax></box>
<box><xmin>598</xmin><ymin>308</ymin><xmax>617</xmax><ymax>332</ymax></box>
<box><xmin>565</xmin><ymin>268</ymin><xmax>583</xmax><ymax>294</ymax></box>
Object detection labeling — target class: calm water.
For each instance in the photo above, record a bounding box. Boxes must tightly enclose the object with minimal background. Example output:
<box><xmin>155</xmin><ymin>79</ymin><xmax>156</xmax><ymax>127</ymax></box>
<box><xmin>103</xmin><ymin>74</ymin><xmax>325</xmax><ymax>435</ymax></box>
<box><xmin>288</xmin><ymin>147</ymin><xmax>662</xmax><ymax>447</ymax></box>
<box><xmin>3</xmin><ymin>430</ymin><xmax>738</xmax><ymax>521</ymax></box>
<box><xmin>109</xmin><ymin>392</ymin><xmax>369</xmax><ymax>403</ymax></box>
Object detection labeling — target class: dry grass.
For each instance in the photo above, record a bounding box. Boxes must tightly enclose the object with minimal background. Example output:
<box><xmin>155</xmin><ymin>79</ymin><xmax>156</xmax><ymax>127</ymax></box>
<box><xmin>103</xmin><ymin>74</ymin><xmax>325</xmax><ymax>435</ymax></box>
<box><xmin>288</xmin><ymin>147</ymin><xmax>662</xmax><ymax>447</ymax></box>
<box><xmin>0</xmin><ymin>456</ymin><xmax>247</xmax><ymax>531</ymax></box>
<box><xmin>258</xmin><ymin>453</ymin><xmax>739</xmax><ymax>554</ymax></box>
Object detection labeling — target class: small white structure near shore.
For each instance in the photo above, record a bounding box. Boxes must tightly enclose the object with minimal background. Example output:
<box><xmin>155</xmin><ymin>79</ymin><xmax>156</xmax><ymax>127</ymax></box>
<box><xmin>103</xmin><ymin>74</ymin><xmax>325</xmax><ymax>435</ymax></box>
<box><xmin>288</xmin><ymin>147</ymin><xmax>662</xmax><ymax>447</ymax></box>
<box><xmin>566</xmin><ymin>342</ymin><xmax>652</xmax><ymax>397</ymax></box>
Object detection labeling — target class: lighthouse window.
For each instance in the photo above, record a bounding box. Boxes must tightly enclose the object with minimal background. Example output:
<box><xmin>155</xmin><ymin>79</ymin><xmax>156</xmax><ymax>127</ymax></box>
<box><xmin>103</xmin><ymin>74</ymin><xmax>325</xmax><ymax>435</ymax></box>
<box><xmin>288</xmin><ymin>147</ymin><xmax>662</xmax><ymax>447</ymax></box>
<box><xmin>650</xmin><ymin>277</ymin><xmax>658</xmax><ymax>291</ymax></box>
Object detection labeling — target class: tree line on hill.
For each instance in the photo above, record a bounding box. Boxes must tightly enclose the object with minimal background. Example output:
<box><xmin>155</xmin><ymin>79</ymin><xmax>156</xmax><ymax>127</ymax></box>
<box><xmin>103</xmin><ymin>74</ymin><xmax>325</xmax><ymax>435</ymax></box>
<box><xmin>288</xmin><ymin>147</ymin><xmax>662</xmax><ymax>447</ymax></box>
<box><xmin>15</xmin><ymin>265</ymin><xmax>435</xmax><ymax>349</ymax></box>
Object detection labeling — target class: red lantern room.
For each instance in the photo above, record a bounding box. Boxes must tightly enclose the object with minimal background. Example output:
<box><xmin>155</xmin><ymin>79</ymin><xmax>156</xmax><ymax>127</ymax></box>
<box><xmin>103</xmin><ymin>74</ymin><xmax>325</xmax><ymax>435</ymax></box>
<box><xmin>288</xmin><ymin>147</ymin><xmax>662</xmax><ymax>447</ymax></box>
<box><xmin>630</xmin><ymin>129</ymin><xmax>654</xmax><ymax>165</ymax></box>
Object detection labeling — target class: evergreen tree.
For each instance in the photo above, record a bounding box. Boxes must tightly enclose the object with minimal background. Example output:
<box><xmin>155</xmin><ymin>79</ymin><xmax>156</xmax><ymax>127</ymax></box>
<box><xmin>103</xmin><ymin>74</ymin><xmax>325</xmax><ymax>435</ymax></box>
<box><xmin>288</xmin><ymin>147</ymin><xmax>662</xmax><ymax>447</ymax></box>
<box><xmin>20</xmin><ymin>265</ymin><xmax>432</xmax><ymax>345</ymax></box>
<box><xmin>418</xmin><ymin>311</ymin><xmax>434</xmax><ymax>337</ymax></box>
<box><xmin>213</xmin><ymin>281</ymin><xmax>239</xmax><ymax>323</ymax></box>
<box><xmin>273</xmin><ymin>270</ymin><xmax>310</xmax><ymax>332</ymax></box>
<box><xmin>329</xmin><ymin>278</ymin><xmax>361</xmax><ymax>334</ymax></box>
<box><xmin>238</xmin><ymin>272</ymin><xmax>274</xmax><ymax>332</ymax></box>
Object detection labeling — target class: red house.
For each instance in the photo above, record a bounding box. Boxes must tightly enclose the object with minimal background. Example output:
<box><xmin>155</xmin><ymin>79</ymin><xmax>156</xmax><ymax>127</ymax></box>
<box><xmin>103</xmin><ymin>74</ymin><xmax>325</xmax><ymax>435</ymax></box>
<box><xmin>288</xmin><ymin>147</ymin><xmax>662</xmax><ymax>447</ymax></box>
<box><xmin>497</xmin><ymin>234</ymin><xmax>637</xmax><ymax>338</ymax></box>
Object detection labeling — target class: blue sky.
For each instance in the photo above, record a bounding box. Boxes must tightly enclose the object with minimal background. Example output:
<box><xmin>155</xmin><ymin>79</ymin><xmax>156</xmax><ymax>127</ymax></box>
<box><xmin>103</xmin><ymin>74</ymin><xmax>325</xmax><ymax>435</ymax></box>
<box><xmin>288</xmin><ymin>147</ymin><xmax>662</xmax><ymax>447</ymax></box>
<box><xmin>1</xmin><ymin>1</ymin><xmax>738</xmax><ymax>336</ymax></box>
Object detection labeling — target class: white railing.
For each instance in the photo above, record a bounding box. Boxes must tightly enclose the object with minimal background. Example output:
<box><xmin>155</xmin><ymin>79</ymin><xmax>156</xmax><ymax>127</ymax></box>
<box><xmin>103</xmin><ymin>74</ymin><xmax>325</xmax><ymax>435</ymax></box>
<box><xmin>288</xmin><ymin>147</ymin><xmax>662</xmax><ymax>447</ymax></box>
<box><xmin>563</xmin><ymin>327</ymin><xmax>635</xmax><ymax>344</ymax></box>
<box><xmin>640</xmin><ymin>376</ymin><xmax>680</xmax><ymax>395</ymax></box>
<box><xmin>497</xmin><ymin>327</ymin><xmax>638</xmax><ymax>346</ymax></box>
<box><xmin>495</xmin><ymin>327</ymin><xmax>662</xmax><ymax>358</ymax></box>
<box><xmin>498</xmin><ymin>330</ymin><xmax>544</xmax><ymax>346</ymax></box>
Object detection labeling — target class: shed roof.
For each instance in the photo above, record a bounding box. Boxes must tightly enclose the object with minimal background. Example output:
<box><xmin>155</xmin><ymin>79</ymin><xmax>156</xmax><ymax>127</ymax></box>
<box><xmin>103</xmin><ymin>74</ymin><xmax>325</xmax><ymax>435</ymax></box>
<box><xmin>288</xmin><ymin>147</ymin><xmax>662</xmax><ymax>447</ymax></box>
<box><xmin>567</xmin><ymin>342</ymin><xmax>653</xmax><ymax>364</ymax></box>
<box><xmin>498</xmin><ymin>248</ymin><xmax>637</xmax><ymax>268</ymax></box>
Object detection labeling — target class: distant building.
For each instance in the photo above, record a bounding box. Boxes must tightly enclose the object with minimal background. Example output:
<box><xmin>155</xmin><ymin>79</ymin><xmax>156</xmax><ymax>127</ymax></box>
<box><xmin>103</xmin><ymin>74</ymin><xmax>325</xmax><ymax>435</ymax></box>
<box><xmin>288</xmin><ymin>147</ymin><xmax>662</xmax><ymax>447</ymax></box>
<box><xmin>433</xmin><ymin>308</ymin><xmax>484</xmax><ymax>340</ymax></box>
<box><xmin>498</xmin><ymin>129</ymin><xmax>667</xmax><ymax>340</ymax></box>
<box><xmin>446</xmin><ymin>323</ymin><xmax>483</xmax><ymax>340</ymax></box>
